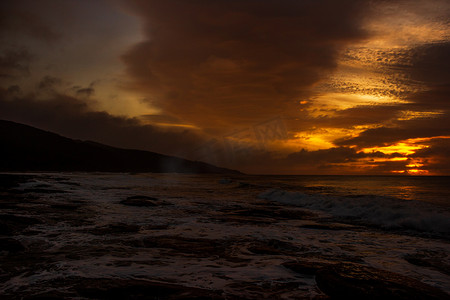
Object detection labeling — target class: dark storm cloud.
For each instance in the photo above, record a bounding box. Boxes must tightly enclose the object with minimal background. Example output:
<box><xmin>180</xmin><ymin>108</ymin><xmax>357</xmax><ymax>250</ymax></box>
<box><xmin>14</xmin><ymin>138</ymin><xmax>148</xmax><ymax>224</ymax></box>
<box><xmin>0</xmin><ymin>0</ymin><xmax>447</xmax><ymax>174</ymax></box>
<box><xmin>409</xmin><ymin>42</ymin><xmax>450</xmax><ymax>86</ymax></box>
<box><xmin>0</xmin><ymin>48</ymin><xmax>33</xmax><ymax>78</ymax></box>
<box><xmin>122</xmin><ymin>0</ymin><xmax>370</xmax><ymax>130</ymax></box>
<box><xmin>74</xmin><ymin>82</ymin><xmax>97</xmax><ymax>98</ymax></box>
<box><xmin>6</xmin><ymin>85</ymin><xmax>21</xmax><ymax>95</ymax></box>
<box><xmin>311</xmin><ymin>104</ymin><xmax>403</xmax><ymax>128</ymax></box>
<box><xmin>286</xmin><ymin>146</ymin><xmax>405</xmax><ymax>165</ymax></box>
<box><xmin>139</xmin><ymin>114</ymin><xmax>184</xmax><ymax>125</ymax></box>
<box><xmin>38</xmin><ymin>75</ymin><xmax>63</xmax><ymax>91</ymax></box>
<box><xmin>335</xmin><ymin>116</ymin><xmax>450</xmax><ymax>148</ymax></box>
<box><xmin>0</xmin><ymin>88</ymin><xmax>205</xmax><ymax>158</ymax></box>
<box><xmin>221</xmin><ymin>145</ymin><xmax>407</xmax><ymax>174</ymax></box>
<box><xmin>411</xmin><ymin>138</ymin><xmax>450</xmax><ymax>175</ymax></box>
<box><xmin>404</xmin><ymin>42</ymin><xmax>450</xmax><ymax>111</ymax></box>
<box><xmin>0</xmin><ymin>1</ymin><xmax>60</xmax><ymax>43</ymax></box>
<box><xmin>288</xmin><ymin>147</ymin><xmax>364</xmax><ymax>164</ymax></box>
<box><xmin>75</xmin><ymin>87</ymin><xmax>95</xmax><ymax>97</ymax></box>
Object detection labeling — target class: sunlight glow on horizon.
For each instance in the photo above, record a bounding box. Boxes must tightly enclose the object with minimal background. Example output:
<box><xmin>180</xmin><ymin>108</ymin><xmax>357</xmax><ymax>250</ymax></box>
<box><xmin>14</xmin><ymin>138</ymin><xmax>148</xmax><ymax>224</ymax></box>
<box><xmin>1</xmin><ymin>0</ymin><xmax>449</xmax><ymax>175</ymax></box>
<box><xmin>361</xmin><ymin>143</ymin><xmax>428</xmax><ymax>156</ymax></box>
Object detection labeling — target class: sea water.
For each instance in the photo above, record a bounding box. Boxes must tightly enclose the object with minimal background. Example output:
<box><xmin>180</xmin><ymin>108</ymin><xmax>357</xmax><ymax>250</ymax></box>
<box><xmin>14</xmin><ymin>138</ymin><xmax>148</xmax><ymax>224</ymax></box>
<box><xmin>1</xmin><ymin>173</ymin><xmax>449</xmax><ymax>298</ymax></box>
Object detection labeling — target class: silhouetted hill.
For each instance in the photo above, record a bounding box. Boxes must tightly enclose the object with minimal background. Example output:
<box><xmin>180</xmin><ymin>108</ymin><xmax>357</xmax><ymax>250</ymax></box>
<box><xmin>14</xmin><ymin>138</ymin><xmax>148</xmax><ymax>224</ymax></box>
<box><xmin>0</xmin><ymin>120</ymin><xmax>240</xmax><ymax>174</ymax></box>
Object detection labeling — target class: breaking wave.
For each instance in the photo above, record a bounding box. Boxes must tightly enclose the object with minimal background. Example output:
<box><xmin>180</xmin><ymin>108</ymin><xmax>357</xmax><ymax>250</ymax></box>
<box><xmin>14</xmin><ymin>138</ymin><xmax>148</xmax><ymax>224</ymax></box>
<box><xmin>259</xmin><ymin>189</ymin><xmax>450</xmax><ymax>235</ymax></box>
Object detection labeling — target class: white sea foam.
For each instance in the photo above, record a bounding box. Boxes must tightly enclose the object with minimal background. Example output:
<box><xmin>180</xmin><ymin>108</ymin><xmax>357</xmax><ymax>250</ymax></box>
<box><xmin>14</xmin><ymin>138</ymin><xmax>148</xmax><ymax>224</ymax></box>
<box><xmin>259</xmin><ymin>189</ymin><xmax>450</xmax><ymax>234</ymax></box>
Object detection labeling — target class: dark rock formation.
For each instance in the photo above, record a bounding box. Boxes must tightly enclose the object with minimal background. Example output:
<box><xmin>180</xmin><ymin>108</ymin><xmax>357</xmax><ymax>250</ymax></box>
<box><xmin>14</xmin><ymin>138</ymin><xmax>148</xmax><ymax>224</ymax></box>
<box><xmin>0</xmin><ymin>214</ymin><xmax>42</xmax><ymax>236</ymax></box>
<box><xmin>0</xmin><ymin>238</ymin><xmax>25</xmax><ymax>253</ymax></box>
<box><xmin>404</xmin><ymin>251</ymin><xmax>450</xmax><ymax>276</ymax></box>
<box><xmin>12</xmin><ymin>277</ymin><xmax>225</xmax><ymax>299</ymax></box>
<box><xmin>85</xmin><ymin>223</ymin><xmax>141</xmax><ymax>235</ymax></box>
<box><xmin>247</xmin><ymin>239</ymin><xmax>303</xmax><ymax>256</ymax></box>
<box><xmin>76</xmin><ymin>278</ymin><xmax>224</xmax><ymax>299</ymax></box>
<box><xmin>315</xmin><ymin>263</ymin><xmax>450</xmax><ymax>300</ymax></box>
<box><xmin>120</xmin><ymin>195</ymin><xmax>171</xmax><ymax>207</ymax></box>
<box><xmin>283</xmin><ymin>260</ymin><xmax>334</xmax><ymax>275</ymax></box>
<box><xmin>299</xmin><ymin>223</ymin><xmax>356</xmax><ymax>230</ymax></box>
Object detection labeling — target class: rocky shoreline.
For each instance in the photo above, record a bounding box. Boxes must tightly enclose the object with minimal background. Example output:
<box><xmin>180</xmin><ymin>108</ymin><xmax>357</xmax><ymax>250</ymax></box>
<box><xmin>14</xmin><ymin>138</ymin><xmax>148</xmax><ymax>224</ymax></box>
<box><xmin>1</xmin><ymin>173</ymin><xmax>449</xmax><ymax>299</ymax></box>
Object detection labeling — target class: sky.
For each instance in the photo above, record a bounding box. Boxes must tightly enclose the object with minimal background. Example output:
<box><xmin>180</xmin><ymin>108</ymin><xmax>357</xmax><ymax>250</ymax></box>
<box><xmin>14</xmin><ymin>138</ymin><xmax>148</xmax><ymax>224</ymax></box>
<box><xmin>0</xmin><ymin>0</ymin><xmax>449</xmax><ymax>175</ymax></box>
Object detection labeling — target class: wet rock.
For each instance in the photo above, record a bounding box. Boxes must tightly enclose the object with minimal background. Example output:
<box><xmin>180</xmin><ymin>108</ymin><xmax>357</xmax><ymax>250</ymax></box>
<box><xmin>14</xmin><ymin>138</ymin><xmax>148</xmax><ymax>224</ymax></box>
<box><xmin>315</xmin><ymin>263</ymin><xmax>450</xmax><ymax>300</ymax></box>
<box><xmin>0</xmin><ymin>238</ymin><xmax>25</xmax><ymax>253</ymax></box>
<box><xmin>120</xmin><ymin>195</ymin><xmax>171</xmax><ymax>207</ymax></box>
<box><xmin>0</xmin><ymin>214</ymin><xmax>42</xmax><ymax>235</ymax></box>
<box><xmin>34</xmin><ymin>184</ymin><xmax>52</xmax><ymax>188</ymax></box>
<box><xmin>101</xmin><ymin>186</ymin><xmax>132</xmax><ymax>190</ymax></box>
<box><xmin>214</xmin><ymin>207</ymin><xmax>280</xmax><ymax>224</ymax></box>
<box><xmin>235</xmin><ymin>182</ymin><xmax>258</xmax><ymax>188</ymax></box>
<box><xmin>276</xmin><ymin>209</ymin><xmax>316</xmax><ymax>220</ymax></box>
<box><xmin>234</xmin><ymin>208</ymin><xmax>280</xmax><ymax>218</ymax></box>
<box><xmin>247</xmin><ymin>239</ymin><xmax>303</xmax><ymax>256</ymax></box>
<box><xmin>12</xmin><ymin>277</ymin><xmax>224</xmax><ymax>299</ymax></box>
<box><xmin>283</xmin><ymin>260</ymin><xmax>334</xmax><ymax>275</ymax></box>
<box><xmin>143</xmin><ymin>224</ymin><xmax>170</xmax><ymax>230</ymax></box>
<box><xmin>300</xmin><ymin>223</ymin><xmax>352</xmax><ymax>231</ymax></box>
<box><xmin>0</xmin><ymin>202</ymin><xmax>18</xmax><ymax>209</ymax></box>
<box><xmin>219</xmin><ymin>206</ymin><xmax>315</xmax><ymax>222</ymax></box>
<box><xmin>131</xmin><ymin>236</ymin><xmax>226</xmax><ymax>255</ymax></box>
<box><xmin>58</xmin><ymin>181</ymin><xmax>81</xmax><ymax>186</ymax></box>
<box><xmin>129</xmin><ymin>235</ymin><xmax>248</xmax><ymax>262</ymax></box>
<box><xmin>226</xmin><ymin>281</ymin><xmax>329</xmax><ymax>300</ymax></box>
<box><xmin>23</xmin><ymin>292</ymin><xmax>68</xmax><ymax>299</ymax></box>
<box><xmin>86</xmin><ymin>223</ymin><xmax>141</xmax><ymax>235</ymax></box>
<box><xmin>0</xmin><ymin>222</ymin><xmax>13</xmax><ymax>235</ymax></box>
<box><xmin>219</xmin><ymin>178</ymin><xmax>233</xmax><ymax>184</ymax></box>
<box><xmin>75</xmin><ymin>278</ymin><xmax>224</xmax><ymax>299</ymax></box>
<box><xmin>56</xmin><ymin>243</ymin><xmax>140</xmax><ymax>260</ymax></box>
<box><xmin>50</xmin><ymin>203</ymin><xmax>80</xmax><ymax>210</ymax></box>
<box><xmin>289</xmin><ymin>251</ymin><xmax>364</xmax><ymax>265</ymax></box>
<box><xmin>211</xmin><ymin>215</ymin><xmax>276</xmax><ymax>225</ymax></box>
<box><xmin>0</xmin><ymin>192</ymin><xmax>22</xmax><ymax>209</ymax></box>
<box><xmin>404</xmin><ymin>251</ymin><xmax>450</xmax><ymax>276</ymax></box>
<box><xmin>24</xmin><ymin>188</ymin><xmax>68</xmax><ymax>194</ymax></box>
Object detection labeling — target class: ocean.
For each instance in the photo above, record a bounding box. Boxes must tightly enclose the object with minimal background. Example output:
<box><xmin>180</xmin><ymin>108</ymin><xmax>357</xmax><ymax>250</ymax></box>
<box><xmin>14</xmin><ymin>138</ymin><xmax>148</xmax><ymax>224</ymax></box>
<box><xmin>0</xmin><ymin>173</ymin><xmax>449</xmax><ymax>299</ymax></box>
